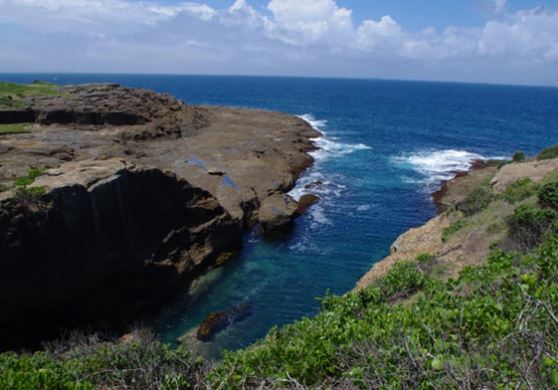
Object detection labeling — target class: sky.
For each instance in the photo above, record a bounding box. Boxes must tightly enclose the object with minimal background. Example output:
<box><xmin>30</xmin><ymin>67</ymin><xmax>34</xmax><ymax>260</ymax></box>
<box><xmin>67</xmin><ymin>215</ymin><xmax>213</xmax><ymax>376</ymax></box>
<box><xmin>1</xmin><ymin>0</ymin><xmax>558</xmax><ymax>86</ymax></box>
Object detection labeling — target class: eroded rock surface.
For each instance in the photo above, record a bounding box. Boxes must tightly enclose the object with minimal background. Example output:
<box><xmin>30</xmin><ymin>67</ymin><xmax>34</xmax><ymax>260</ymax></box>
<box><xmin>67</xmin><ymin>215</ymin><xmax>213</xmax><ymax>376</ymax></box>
<box><xmin>0</xmin><ymin>84</ymin><xmax>318</xmax><ymax>349</ymax></box>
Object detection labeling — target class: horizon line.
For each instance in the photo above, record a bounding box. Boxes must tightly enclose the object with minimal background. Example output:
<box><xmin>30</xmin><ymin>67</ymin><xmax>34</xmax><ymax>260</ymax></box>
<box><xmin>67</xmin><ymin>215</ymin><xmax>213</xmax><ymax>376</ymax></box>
<box><xmin>0</xmin><ymin>72</ymin><xmax>557</xmax><ymax>90</ymax></box>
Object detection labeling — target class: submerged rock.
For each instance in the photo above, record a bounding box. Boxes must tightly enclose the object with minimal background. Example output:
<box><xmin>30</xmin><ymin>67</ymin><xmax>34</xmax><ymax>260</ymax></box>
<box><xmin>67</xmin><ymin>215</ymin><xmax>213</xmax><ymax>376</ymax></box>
<box><xmin>196</xmin><ymin>303</ymin><xmax>253</xmax><ymax>342</ymax></box>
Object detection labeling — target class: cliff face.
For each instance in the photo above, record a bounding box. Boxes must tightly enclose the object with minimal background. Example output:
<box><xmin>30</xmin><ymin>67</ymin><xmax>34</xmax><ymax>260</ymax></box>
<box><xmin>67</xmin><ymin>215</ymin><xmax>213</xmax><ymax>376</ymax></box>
<box><xmin>0</xmin><ymin>83</ymin><xmax>319</xmax><ymax>349</ymax></box>
<box><xmin>0</xmin><ymin>159</ymin><xmax>241</xmax><ymax>348</ymax></box>
<box><xmin>356</xmin><ymin>157</ymin><xmax>558</xmax><ymax>290</ymax></box>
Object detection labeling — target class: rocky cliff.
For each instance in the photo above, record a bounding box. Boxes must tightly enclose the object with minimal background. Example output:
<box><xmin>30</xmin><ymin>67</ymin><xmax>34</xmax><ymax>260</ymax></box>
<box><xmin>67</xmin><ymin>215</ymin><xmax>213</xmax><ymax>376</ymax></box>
<box><xmin>0</xmin><ymin>83</ymin><xmax>319</xmax><ymax>349</ymax></box>
<box><xmin>356</xmin><ymin>156</ymin><xmax>558</xmax><ymax>290</ymax></box>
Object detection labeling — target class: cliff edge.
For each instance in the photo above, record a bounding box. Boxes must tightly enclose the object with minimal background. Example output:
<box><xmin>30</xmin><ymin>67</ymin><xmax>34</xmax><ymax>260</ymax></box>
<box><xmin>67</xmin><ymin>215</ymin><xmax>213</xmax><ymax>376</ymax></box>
<box><xmin>0</xmin><ymin>83</ymin><xmax>319</xmax><ymax>349</ymax></box>
<box><xmin>356</xmin><ymin>154</ymin><xmax>558</xmax><ymax>289</ymax></box>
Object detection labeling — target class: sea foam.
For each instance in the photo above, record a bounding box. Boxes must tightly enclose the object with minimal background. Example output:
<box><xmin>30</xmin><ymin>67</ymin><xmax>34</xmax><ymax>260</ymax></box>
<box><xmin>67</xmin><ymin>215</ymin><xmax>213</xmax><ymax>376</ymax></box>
<box><xmin>393</xmin><ymin>149</ymin><xmax>495</xmax><ymax>191</ymax></box>
<box><xmin>288</xmin><ymin>114</ymin><xmax>371</xmax><ymax>227</ymax></box>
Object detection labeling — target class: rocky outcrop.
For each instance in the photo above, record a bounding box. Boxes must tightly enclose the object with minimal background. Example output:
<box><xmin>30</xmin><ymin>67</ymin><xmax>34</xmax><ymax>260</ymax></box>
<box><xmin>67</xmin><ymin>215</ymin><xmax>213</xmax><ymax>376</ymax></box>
<box><xmin>490</xmin><ymin>158</ymin><xmax>558</xmax><ymax>193</ymax></box>
<box><xmin>297</xmin><ymin>194</ymin><xmax>320</xmax><ymax>215</ymax></box>
<box><xmin>357</xmin><ymin>157</ymin><xmax>558</xmax><ymax>291</ymax></box>
<box><xmin>196</xmin><ymin>303</ymin><xmax>252</xmax><ymax>342</ymax></box>
<box><xmin>0</xmin><ymin>84</ymin><xmax>319</xmax><ymax>349</ymax></box>
<box><xmin>258</xmin><ymin>193</ymin><xmax>299</xmax><ymax>233</ymax></box>
<box><xmin>0</xmin><ymin>159</ymin><xmax>242</xmax><ymax>349</ymax></box>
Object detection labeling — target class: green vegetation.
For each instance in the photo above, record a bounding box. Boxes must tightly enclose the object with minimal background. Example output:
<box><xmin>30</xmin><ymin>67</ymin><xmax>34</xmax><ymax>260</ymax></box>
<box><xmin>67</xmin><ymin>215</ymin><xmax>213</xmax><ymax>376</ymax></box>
<box><xmin>0</xmin><ymin>81</ymin><xmax>57</xmax><ymax>109</ymax></box>
<box><xmin>0</xmin><ymin>167</ymin><xmax>47</xmax><ymax>198</ymax></box>
<box><xmin>501</xmin><ymin>177</ymin><xmax>538</xmax><ymax>203</ymax></box>
<box><xmin>507</xmin><ymin>204</ymin><xmax>556</xmax><ymax>249</ymax></box>
<box><xmin>512</xmin><ymin>150</ymin><xmax>526</xmax><ymax>162</ymax></box>
<box><xmin>457</xmin><ymin>184</ymin><xmax>494</xmax><ymax>216</ymax></box>
<box><xmin>537</xmin><ymin>145</ymin><xmax>558</xmax><ymax>160</ymax></box>
<box><xmin>442</xmin><ymin>218</ymin><xmax>466</xmax><ymax>241</ymax></box>
<box><xmin>0</xmin><ymin>333</ymin><xmax>209</xmax><ymax>390</ymax></box>
<box><xmin>1</xmin><ymin>159</ymin><xmax>558</xmax><ymax>389</ymax></box>
<box><xmin>416</xmin><ymin>253</ymin><xmax>435</xmax><ymax>262</ymax></box>
<box><xmin>0</xmin><ymin>123</ymin><xmax>31</xmax><ymax>135</ymax></box>
<box><xmin>13</xmin><ymin>167</ymin><xmax>46</xmax><ymax>187</ymax></box>
<box><xmin>539</xmin><ymin>181</ymin><xmax>558</xmax><ymax>210</ymax></box>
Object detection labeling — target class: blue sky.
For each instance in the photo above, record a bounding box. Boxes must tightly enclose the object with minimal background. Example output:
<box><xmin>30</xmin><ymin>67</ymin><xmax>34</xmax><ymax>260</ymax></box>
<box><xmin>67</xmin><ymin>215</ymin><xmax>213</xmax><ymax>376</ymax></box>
<box><xmin>1</xmin><ymin>0</ymin><xmax>557</xmax><ymax>85</ymax></box>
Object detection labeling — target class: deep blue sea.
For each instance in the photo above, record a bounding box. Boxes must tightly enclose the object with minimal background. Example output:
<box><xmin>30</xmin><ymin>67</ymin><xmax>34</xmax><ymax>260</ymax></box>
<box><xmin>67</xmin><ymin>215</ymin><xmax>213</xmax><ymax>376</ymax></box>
<box><xmin>2</xmin><ymin>74</ymin><xmax>558</xmax><ymax>357</ymax></box>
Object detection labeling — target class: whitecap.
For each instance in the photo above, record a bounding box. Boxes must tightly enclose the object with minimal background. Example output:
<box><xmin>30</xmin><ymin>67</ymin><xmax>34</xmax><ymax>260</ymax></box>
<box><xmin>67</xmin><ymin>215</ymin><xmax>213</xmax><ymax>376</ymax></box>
<box><xmin>393</xmin><ymin>149</ymin><xmax>503</xmax><ymax>191</ymax></box>
<box><xmin>356</xmin><ymin>204</ymin><xmax>371</xmax><ymax>212</ymax></box>
<box><xmin>288</xmin><ymin>114</ymin><xmax>371</xmax><ymax>227</ymax></box>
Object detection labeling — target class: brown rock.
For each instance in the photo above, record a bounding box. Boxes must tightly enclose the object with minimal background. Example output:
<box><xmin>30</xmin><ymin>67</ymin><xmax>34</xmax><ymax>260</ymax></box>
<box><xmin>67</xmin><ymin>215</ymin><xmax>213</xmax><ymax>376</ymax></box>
<box><xmin>258</xmin><ymin>193</ymin><xmax>299</xmax><ymax>232</ymax></box>
<box><xmin>196</xmin><ymin>303</ymin><xmax>252</xmax><ymax>342</ymax></box>
<box><xmin>0</xmin><ymin>83</ymin><xmax>318</xmax><ymax>350</ymax></box>
<box><xmin>297</xmin><ymin>194</ymin><xmax>319</xmax><ymax>215</ymax></box>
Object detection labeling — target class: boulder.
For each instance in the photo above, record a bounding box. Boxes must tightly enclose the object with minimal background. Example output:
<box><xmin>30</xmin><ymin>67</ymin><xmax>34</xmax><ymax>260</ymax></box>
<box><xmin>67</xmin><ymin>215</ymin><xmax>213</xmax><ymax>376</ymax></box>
<box><xmin>297</xmin><ymin>194</ymin><xmax>319</xmax><ymax>215</ymax></box>
<box><xmin>196</xmin><ymin>303</ymin><xmax>252</xmax><ymax>342</ymax></box>
<box><xmin>258</xmin><ymin>193</ymin><xmax>298</xmax><ymax>232</ymax></box>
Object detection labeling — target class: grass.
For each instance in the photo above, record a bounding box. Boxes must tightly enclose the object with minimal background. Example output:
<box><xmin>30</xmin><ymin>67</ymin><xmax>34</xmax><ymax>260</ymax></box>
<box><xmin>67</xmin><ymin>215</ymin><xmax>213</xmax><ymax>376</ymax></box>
<box><xmin>0</xmin><ymin>81</ymin><xmax>57</xmax><ymax>109</ymax></box>
<box><xmin>501</xmin><ymin>177</ymin><xmax>539</xmax><ymax>203</ymax></box>
<box><xmin>14</xmin><ymin>167</ymin><xmax>46</xmax><ymax>187</ymax></box>
<box><xmin>0</xmin><ymin>123</ymin><xmax>32</xmax><ymax>135</ymax></box>
<box><xmin>442</xmin><ymin>218</ymin><xmax>466</xmax><ymax>241</ymax></box>
<box><xmin>0</xmin><ymin>167</ymin><xmax>47</xmax><ymax>195</ymax></box>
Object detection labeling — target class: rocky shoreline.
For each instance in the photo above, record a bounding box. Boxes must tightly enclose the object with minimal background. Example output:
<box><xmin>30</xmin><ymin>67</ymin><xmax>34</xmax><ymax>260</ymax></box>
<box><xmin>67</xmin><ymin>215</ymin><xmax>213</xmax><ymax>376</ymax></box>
<box><xmin>356</xmin><ymin>155</ymin><xmax>558</xmax><ymax>290</ymax></box>
<box><xmin>0</xmin><ymin>83</ymin><xmax>320</xmax><ymax>350</ymax></box>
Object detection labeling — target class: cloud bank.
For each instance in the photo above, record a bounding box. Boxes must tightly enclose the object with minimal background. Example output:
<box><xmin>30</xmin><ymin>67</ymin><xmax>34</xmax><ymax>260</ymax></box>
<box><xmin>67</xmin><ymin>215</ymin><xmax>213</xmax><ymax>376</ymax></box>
<box><xmin>0</xmin><ymin>0</ymin><xmax>557</xmax><ymax>85</ymax></box>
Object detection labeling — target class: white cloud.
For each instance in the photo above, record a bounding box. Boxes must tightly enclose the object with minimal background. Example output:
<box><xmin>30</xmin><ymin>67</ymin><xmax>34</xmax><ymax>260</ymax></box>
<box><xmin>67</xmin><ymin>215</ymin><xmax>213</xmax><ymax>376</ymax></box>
<box><xmin>0</xmin><ymin>0</ymin><xmax>557</xmax><ymax>85</ymax></box>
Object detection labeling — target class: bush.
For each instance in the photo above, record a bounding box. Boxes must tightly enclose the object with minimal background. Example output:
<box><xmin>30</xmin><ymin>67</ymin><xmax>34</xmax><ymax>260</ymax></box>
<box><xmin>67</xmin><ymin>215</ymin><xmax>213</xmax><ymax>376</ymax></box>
<box><xmin>507</xmin><ymin>204</ymin><xmax>557</xmax><ymax>249</ymax></box>
<box><xmin>457</xmin><ymin>185</ymin><xmax>494</xmax><ymax>216</ymax></box>
<box><xmin>0</xmin><ymin>332</ymin><xmax>210</xmax><ymax>390</ymax></box>
<box><xmin>512</xmin><ymin>151</ymin><xmax>526</xmax><ymax>162</ymax></box>
<box><xmin>539</xmin><ymin>182</ymin><xmax>558</xmax><ymax>210</ymax></box>
<box><xmin>502</xmin><ymin>177</ymin><xmax>538</xmax><ymax>203</ymax></box>
<box><xmin>211</xmin><ymin>237</ymin><xmax>558</xmax><ymax>389</ymax></box>
<box><xmin>537</xmin><ymin>145</ymin><xmax>558</xmax><ymax>160</ymax></box>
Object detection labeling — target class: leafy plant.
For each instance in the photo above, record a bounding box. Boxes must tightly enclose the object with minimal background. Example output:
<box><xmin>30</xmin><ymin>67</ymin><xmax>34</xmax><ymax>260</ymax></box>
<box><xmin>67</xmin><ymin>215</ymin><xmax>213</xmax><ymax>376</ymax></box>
<box><xmin>537</xmin><ymin>145</ymin><xmax>558</xmax><ymax>160</ymax></box>
<box><xmin>507</xmin><ymin>204</ymin><xmax>557</xmax><ymax>249</ymax></box>
<box><xmin>502</xmin><ymin>177</ymin><xmax>538</xmax><ymax>203</ymax></box>
<box><xmin>539</xmin><ymin>181</ymin><xmax>558</xmax><ymax>210</ymax></box>
<box><xmin>512</xmin><ymin>151</ymin><xmax>526</xmax><ymax>162</ymax></box>
<box><xmin>457</xmin><ymin>185</ymin><xmax>494</xmax><ymax>216</ymax></box>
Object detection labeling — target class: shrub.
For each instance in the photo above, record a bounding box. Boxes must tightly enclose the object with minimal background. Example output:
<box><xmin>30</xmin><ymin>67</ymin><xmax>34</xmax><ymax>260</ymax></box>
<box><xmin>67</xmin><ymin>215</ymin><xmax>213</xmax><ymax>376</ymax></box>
<box><xmin>457</xmin><ymin>185</ymin><xmax>494</xmax><ymax>216</ymax></box>
<box><xmin>416</xmin><ymin>253</ymin><xmax>435</xmax><ymax>262</ymax></box>
<box><xmin>0</xmin><ymin>332</ymin><xmax>210</xmax><ymax>390</ymax></box>
<box><xmin>539</xmin><ymin>181</ymin><xmax>558</xmax><ymax>210</ymax></box>
<box><xmin>211</xmin><ymin>236</ymin><xmax>558</xmax><ymax>389</ymax></box>
<box><xmin>537</xmin><ymin>145</ymin><xmax>558</xmax><ymax>160</ymax></box>
<box><xmin>507</xmin><ymin>204</ymin><xmax>557</xmax><ymax>249</ymax></box>
<box><xmin>512</xmin><ymin>151</ymin><xmax>526</xmax><ymax>162</ymax></box>
<box><xmin>442</xmin><ymin>219</ymin><xmax>466</xmax><ymax>241</ymax></box>
<box><xmin>502</xmin><ymin>177</ymin><xmax>538</xmax><ymax>203</ymax></box>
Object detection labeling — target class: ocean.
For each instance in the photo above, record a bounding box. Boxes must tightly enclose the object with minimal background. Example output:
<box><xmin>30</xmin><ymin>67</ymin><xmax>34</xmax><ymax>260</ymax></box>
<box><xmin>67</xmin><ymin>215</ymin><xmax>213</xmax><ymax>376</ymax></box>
<box><xmin>2</xmin><ymin>74</ymin><xmax>558</xmax><ymax>357</ymax></box>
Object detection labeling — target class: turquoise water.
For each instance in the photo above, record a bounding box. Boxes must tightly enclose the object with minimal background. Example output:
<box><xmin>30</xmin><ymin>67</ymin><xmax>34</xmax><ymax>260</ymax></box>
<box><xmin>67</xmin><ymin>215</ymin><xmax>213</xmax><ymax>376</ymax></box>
<box><xmin>3</xmin><ymin>74</ymin><xmax>558</xmax><ymax>357</ymax></box>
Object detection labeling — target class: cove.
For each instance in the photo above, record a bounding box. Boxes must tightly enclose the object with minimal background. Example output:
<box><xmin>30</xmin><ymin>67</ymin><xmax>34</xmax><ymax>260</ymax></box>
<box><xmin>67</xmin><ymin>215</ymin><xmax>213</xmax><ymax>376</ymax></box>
<box><xmin>2</xmin><ymin>74</ymin><xmax>558</xmax><ymax>357</ymax></box>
